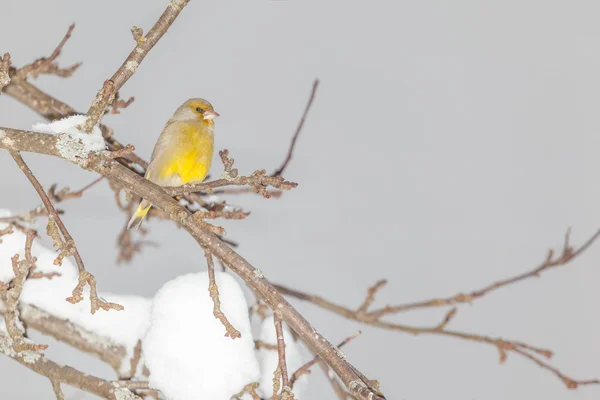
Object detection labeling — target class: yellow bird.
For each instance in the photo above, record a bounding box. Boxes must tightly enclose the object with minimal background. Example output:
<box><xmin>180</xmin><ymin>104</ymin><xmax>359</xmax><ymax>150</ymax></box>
<box><xmin>127</xmin><ymin>98</ymin><xmax>219</xmax><ymax>230</ymax></box>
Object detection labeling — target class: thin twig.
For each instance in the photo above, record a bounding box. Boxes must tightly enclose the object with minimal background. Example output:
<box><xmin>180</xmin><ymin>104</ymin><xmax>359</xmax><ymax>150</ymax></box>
<box><xmin>0</xmin><ymin>334</ymin><xmax>141</xmax><ymax>399</ymax></box>
<box><xmin>4</xmin><ymin>230</ymin><xmax>47</xmax><ymax>352</ymax></box>
<box><xmin>82</xmin><ymin>0</ymin><xmax>190</xmax><ymax>132</ymax></box>
<box><xmin>166</xmin><ymin>150</ymin><xmax>298</xmax><ymax>197</ymax></box>
<box><xmin>369</xmin><ymin>227</ymin><xmax>600</xmax><ymax>317</ymax></box>
<box><xmin>16</xmin><ymin>24</ymin><xmax>80</xmax><ymax>79</ymax></box>
<box><xmin>289</xmin><ymin>330</ymin><xmax>361</xmax><ymax>388</ymax></box>
<box><xmin>48</xmin><ymin>176</ymin><xmax>105</xmax><ymax>203</ymax></box>
<box><xmin>9</xmin><ymin>151</ymin><xmax>122</xmax><ymax>314</ymax></box>
<box><xmin>204</xmin><ymin>250</ymin><xmax>241</xmax><ymax>339</ymax></box>
<box><xmin>0</xmin><ymin>53</ymin><xmax>11</xmax><ymax>92</ymax></box>
<box><xmin>273</xmin><ymin>313</ymin><xmax>291</xmax><ymax>398</ymax></box>
<box><xmin>231</xmin><ymin>382</ymin><xmax>261</xmax><ymax>400</ymax></box>
<box><xmin>273</xmin><ymin>79</ymin><xmax>319</xmax><ymax>177</ymax></box>
<box><xmin>0</xmin><ymin>126</ymin><xmax>385</xmax><ymax>400</ymax></box>
<box><xmin>51</xmin><ymin>379</ymin><xmax>65</xmax><ymax>400</ymax></box>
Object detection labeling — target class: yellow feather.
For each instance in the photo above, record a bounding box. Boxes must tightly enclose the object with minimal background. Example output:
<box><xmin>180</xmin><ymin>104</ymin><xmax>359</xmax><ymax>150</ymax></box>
<box><xmin>127</xmin><ymin>97</ymin><xmax>218</xmax><ymax>230</ymax></box>
<box><xmin>156</xmin><ymin>122</ymin><xmax>214</xmax><ymax>184</ymax></box>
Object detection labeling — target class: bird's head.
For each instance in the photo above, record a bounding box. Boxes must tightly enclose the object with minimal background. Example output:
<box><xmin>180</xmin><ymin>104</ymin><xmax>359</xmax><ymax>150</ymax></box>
<box><xmin>172</xmin><ymin>98</ymin><xmax>220</xmax><ymax>125</ymax></box>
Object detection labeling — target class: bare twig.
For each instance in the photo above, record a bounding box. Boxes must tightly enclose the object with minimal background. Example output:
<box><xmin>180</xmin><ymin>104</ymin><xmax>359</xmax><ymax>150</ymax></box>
<box><xmin>273</xmin><ymin>79</ymin><xmax>319</xmax><ymax>177</ymax></box>
<box><xmin>231</xmin><ymin>382</ymin><xmax>261</xmax><ymax>400</ymax></box>
<box><xmin>9</xmin><ymin>151</ymin><xmax>122</xmax><ymax>314</ymax></box>
<box><xmin>0</xmin><ymin>53</ymin><xmax>11</xmax><ymax>92</ymax></box>
<box><xmin>82</xmin><ymin>0</ymin><xmax>190</xmax><ymax>131</ymax></box>
<box><xmin>205</xmin><ymin>250</ymin><xmax>241</xmax><ymax>339</ymax></box>
<box><xmin>357</xmin><ymin>279</ymin><xmax>386</xmax><ymax>314</ymax></box>
<box><xmin>0</xmin><ymin>126</ymin><xmax>384</xmax><ymax>400</ymax></box>
<box><xmin>273</xmin><ymin>313</ymin><xmax>292</xmax><ymax>399</ymax></box>
<box><xmin>5</xmin><ymin>231</ymin><xmax>47</xmax><ymax>352</ymax></box>
<box><xmin>4</xmin><ymin>303</ymin><xmax>128</xmax><ymax>374</ymax></box>
<box><xmin>16</xmin><ymin>24</ymin><xmax>80</xmax><ymax>79</ymax></box>
<box><xmin>112</xmin><ymin>380</ymin><xmax>151</xmax><ymax>391</ymax></box>
<box><xmin>48</xmin><ymin>176</ymin><xmax>105</xmax><ymax>203</ymax></box>
<box><xmin>0</xmin><ymin>224</ymin><xmax>14</xmax><ymax>243</ymax></box>
<box><xmin>51</xmin><ymin>379</ymin><xmax>65</xmax><ymax>400</ymax></box>
<box><xmin>105</xmin><ymin>144</ymin><xmax>136</xmax><ymax>159</ymax></box>
<box><xmin>67</xmin><ymin>270</ymin><xmax>124</xmax><ymax>314</ymax></box>
<box><xmin>109</xmin><ymin>92</ymin><xmax>135</xmax><ymax>114</ymax></box>
<box><xmin>290</xmin><ymin>331</ymin><xmax>361</xmax><ymax>388</ymax></box>
<box><xmin>369</xmin><ymin>228</ymin><xmax>600</xmax><ymax>317</ymax></box>
<box><xmin>166</xmin><ymin>150</ymin><xmax>298</xmax><ymax>197</ymax></box>
<box><xmin>273</xmin><ymin>233</ymin><xmax>600</xmax><ymax>393</ymax></box>
<box><xmin>129</xmin><ymin>339</ymin><xmax>143</xmax><ymax>378</ymax></box>
<box><xmin>0</xmin><ymin>334</ymin><xmax>141</xmax><ymax>400</ymax></box>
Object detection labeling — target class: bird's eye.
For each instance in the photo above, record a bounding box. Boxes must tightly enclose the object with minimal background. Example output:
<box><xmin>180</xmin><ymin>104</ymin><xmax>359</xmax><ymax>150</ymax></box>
<box><xmin>196</xmin><ymin>107</ymin><xmax>204</xmax><ymax>113</ymax></box>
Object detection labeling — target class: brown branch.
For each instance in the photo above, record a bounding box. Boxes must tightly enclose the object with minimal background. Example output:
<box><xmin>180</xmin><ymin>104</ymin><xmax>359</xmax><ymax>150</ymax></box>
<box><xmin>290</xmin><ymin>331</ymin><xmax>361</xmax><ymax>388</ymax></box>
<box><xmin>4</xmin><ymin>231</ymin><xmax>47</xmax><ymax>352</ymax></box>
<box><xmin>82</xmin><ymin>0</ymin><xmax>190</xmax><ymax>132</ymax></box>
<box><xmin>9</xmin><ymin>151</ymin><xmax>122</xmax><ymax>314</ymax></box>
<box><xmin>2</xmin><ymin>78</ymin><xmax>77</xmax><ymax>120</ymax></box>
<box><xmin>13</xmin><ymin>304</ymin><xmax>127</xmax><ymax>374</ymax></box>
<box><xmin>317</xmin><ymin>361</ymin><xmax>354</xmax><ymax>400</ymax></box>
<box><xmin>357</xmin><ymin>279</ymin><xmax>386</xmax><ymax>314</ymax></box>
<box><xmin>0</xmin><ymin>334</ymin><xmax>141</xmax><ymax>399</ymax></box>
<box><xmin>129</xmin><ymin>339</ymin><xmax>143</xmax><ymax>378</ymax></box>
<box><xmin>0</xmin><ymin>224</ymin><xmax>14</xmax><ymax>243</ymax></box>
<box><xmin>48</xmin><ymin>176</ymin><xmax>105</xmax><ymax>203</ymax></box>
<box><xmin>0</xmin><ymin>127</ymin><xmax>385</xmax><ymax>400</ymax></box>
<box><xmin>166</xmin><ymin>150</ymin><xmax>298</xmax><ymax>197</ymax></box>
<box><xmin>15</xmin><ymin>24</ymin><xmax>80</xmax><ymax>79</ymax></box>
<box><xmin>204</xmin><ymin>250</ymin><xmax>241</xmax><ymax>339</ymax></box>
<box><xmin>0</xmin><ymin>53</ymin><xmax>11</xmax><ymax>92</ymax></box>
<box><xmin>273</xmin><ymin>274</ymin><xmax>599</xmax><ymax>390</ymax></box>
<box><xmin>231</xmin><ymin>382</ymin><xmax>261</xmax><ymax>400</ymax></box>
<box><xmin>109</xmin><ymin>92</ymin><xmax>135</xmax><ymax>114</ymax></box>
<box><xmin>51</xmin><ymin>379</ymin><xmax>65</xmax><ymax>400</ymax></box>
<box><xmin>273</xmin><ymin>79</ymin><xmax>319</xmax><ymax>177</ymax></box>
<box><xmin>369</xmin><ymin>227</ymin><xmax>600</xmax><ymax>317</ymax></box>
<box><xmin>273</xmin><ymin>313</ymin><xmax>291</xmax><ymax>398</ymax></box>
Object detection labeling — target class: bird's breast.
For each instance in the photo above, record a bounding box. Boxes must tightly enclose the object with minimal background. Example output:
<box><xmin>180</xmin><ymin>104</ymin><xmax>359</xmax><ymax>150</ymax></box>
<box><xmin>156</xmin><ymin>123</ymin><xmax>214</xmax><ymax>184</ymax></box>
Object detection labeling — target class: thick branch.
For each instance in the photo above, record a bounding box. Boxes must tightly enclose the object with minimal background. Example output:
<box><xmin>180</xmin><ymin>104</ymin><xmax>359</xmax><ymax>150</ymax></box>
<box><xmin>0</xmin><ymin>127</ymin><xmax>385</xmax><ymax>400</ymax></box>
<box><xmin>15</xmin><ymin>304</ymin><xmax>126</xmax><ymax>372</ymax></box>
<box><xmin>0</xmin><ymin>334</ymin><xmax>140</xmax><ymax>400</ymax></box>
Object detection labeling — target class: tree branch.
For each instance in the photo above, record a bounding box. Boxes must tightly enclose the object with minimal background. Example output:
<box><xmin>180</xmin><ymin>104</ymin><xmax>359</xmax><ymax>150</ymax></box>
<box><xmin>9</xmin><ymin>150</ymin><xmax>123</xmax><ymax>314</ymax></box>
<box><xmin>368</xmin><ymin>228</ymin><xmax>600</xmax><ymax>317</ymax></box>
<box><xmin>204</xmin><ymin>250</ymin><xmax>241</xmax><ymax>339</ymax></box>
<box><xmin>15</xmin><ymin>23</ymin><xmax>80</xmax><ymax>79</ymax></box>
<box><xmin>82</xmin><ymin>0</ymin><xmax>190</xmax><ymax>132</ymax></box>
<box><xmin>272</xmin><ymin>79</ymin><xmax>319</xmax><ymax>177</ymax></box>
<box><xmin>272</xmin><ymin>227</ymin><xmax>600</xmax><ymax>390</ymax></box>
<box><xmin>273</xmin><ymin>313</ymin><xmax>291</xmax><ymax>398</ymax></box>
<box><xmin>0</xmin><ymin>333</ymin><xmax>141</xmax><ymax>400</ymax></box>
<box><xmin>0</xmin><ymin>127</ymin><xmax>385</xmax><ymax>400</ymax></box>
<box><xmin>0</xmin><ymin>53</ymin><xmax>11</xmax><ymax>92</ymax></box>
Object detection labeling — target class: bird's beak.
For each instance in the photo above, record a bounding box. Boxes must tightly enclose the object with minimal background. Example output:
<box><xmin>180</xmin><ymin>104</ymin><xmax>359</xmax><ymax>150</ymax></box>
<box><xmin>203</xmin><ymin>110</ymin><xmax>220</xmax><ymax>120</ymax></box>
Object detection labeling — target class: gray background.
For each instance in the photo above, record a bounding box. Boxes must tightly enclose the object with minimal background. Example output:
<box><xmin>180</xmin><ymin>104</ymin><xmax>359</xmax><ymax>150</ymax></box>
<box><xmin>1</xmin><ymin>0</ymin><xmax>600</xmax><ymax>399</ymax></box>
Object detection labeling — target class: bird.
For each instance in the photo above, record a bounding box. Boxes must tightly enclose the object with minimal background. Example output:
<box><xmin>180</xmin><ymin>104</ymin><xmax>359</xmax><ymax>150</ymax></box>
<box><xmin>127</xmin><ymin>98</ymin><xmax>219</xmax><ymax>230</ymax></box>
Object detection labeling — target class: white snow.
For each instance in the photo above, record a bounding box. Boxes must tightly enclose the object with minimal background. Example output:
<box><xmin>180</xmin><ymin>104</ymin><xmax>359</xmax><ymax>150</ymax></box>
<box><xmin>256</xmin><ymin>316</ymin><xmax>307</xmax><ymax>398</ymax></box>
<box><xmin>31</xmin><ymin>115</ymin><xmax>106</xmax><ymax>162</ymax></box>
<box><xmin>0</xmin><ymin>210</ymin><xmax>151</xmax><ymax>372</ymax></box>
<box><xmin>143</xmin><ymin>272</ymin><xmax>259</xmax><ymax>400</ymax></box>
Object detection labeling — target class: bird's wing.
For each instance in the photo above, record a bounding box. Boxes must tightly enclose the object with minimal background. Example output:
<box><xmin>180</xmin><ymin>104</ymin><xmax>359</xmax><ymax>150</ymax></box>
<box><xmin>145</xmin><ymin>121</ymin><xmax>183</xmax><ymax>187</ymax></box>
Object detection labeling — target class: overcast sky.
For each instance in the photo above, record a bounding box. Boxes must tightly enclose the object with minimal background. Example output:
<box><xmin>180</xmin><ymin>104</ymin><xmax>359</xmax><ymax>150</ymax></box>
<box><xmin>2</xmin><ymin>1</ymin><xmax>600</xmax><ymax>399</ymax></box>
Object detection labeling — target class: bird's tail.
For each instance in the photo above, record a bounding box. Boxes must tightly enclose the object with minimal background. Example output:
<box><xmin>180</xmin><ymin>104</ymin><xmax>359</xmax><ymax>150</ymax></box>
<box><xmin>127</xmin><ymin>199</ymin><xmax>151</xmax><ymax>230</ymax></box>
